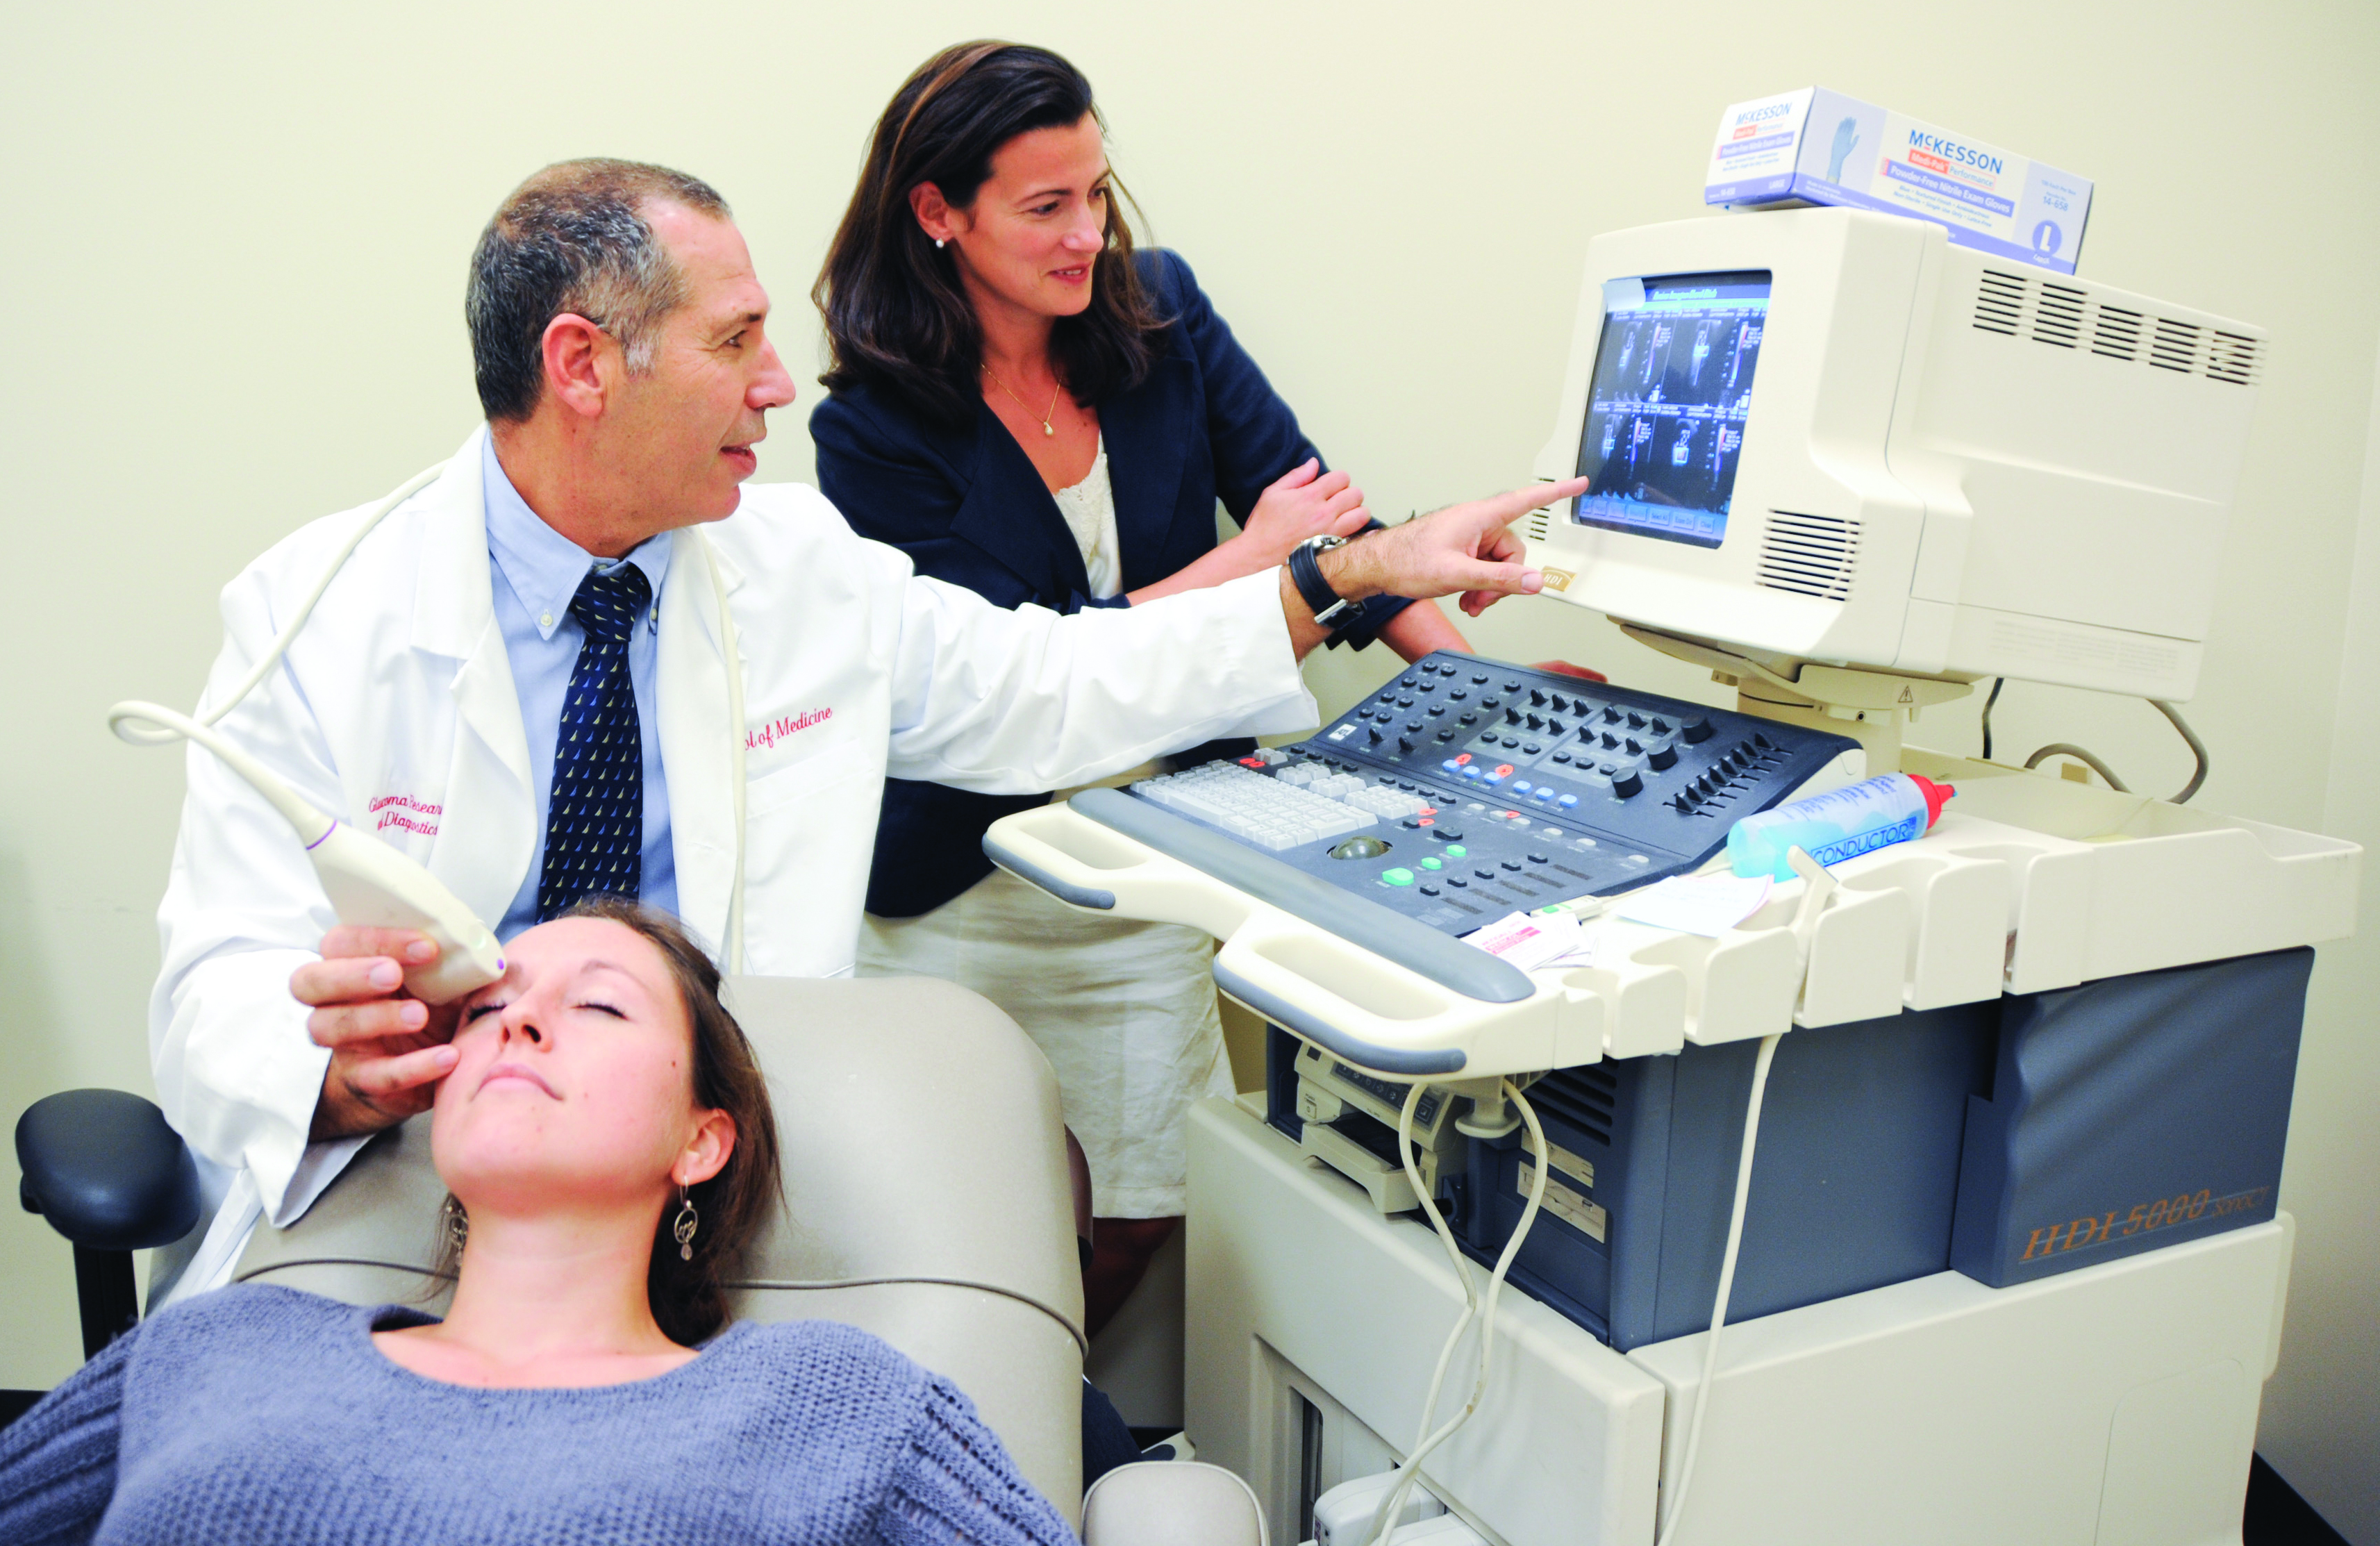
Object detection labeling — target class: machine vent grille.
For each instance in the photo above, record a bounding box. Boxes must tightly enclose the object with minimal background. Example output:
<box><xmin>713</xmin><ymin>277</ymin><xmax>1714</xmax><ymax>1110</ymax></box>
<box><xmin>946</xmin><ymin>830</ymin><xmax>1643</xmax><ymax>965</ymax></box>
<box><xmin>1756</xmin><ymin>512</ymin><xmax>1860</xmax><ymax>601</ymax></box>
<box><xmin>1527</xmin><ymin>1065</ymin><xmax>1617</xmax><ymax>1147</ymax></box>
<box><xmin>1970</xmin><ymin>271</ymin><xmax>2261</xmax><ymax>387</ymax></box>
<box><xmin>1972</xmin><ymin>269</ymin><xmax>2027</xmax><ymax>335</ymax></box>
<box><xmin>1524</xmin><ymin>503</ymin><xmax>1554</xmax><ymax>543</ymax></box>
<box><xmin>2031</xmin><ymin>281</ymin><xmax>2086</xmax><ymax>348</ymax></box>
<box><xmin>2090</xmin><ymin>304</ymin><xmax>2144</xmax><ymax>362</ymax></box>
<box><xmin>2150</xmin><ymin>317</ymin><xmax>2204</xmax><ymax>374</ymax></box>
<box><xmin>2205</xmin><ymin>330</ymin><xmax>2262</xmax><ymax>385</ymax></box>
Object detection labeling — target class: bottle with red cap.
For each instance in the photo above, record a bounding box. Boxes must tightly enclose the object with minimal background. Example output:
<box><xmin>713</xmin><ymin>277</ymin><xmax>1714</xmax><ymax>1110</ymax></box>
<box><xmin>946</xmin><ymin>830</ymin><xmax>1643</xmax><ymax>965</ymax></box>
<box><xmin>1724</xmin><ymin>772</ymin><xmax>1956</xmax><ymax>881</ymax></box>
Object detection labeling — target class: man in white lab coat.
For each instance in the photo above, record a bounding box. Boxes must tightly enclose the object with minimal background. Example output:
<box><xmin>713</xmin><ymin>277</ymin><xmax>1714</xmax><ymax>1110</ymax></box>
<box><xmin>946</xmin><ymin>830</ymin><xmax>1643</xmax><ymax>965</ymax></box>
<box><xmin>149</xmin><ymin>158</ymin><xmax>1580</xmax><ymax>1293</ymax></box>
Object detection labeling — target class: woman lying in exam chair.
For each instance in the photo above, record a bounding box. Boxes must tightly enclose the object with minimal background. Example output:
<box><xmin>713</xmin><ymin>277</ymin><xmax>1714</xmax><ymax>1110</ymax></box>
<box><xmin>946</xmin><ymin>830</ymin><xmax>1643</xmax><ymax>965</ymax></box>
<box><xmin>0</xmin><ymin>899</ymin><xmax>1074</xmax><ymax>1545</ymax></box>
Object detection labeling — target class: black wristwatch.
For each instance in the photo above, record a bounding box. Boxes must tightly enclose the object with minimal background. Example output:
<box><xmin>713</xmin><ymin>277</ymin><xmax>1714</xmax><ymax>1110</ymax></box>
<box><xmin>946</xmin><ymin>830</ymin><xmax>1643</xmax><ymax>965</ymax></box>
<box><xmin>1288</xmin><ymin>534</ymin><xmax>1358</xmax><ymax>630</ymax></box>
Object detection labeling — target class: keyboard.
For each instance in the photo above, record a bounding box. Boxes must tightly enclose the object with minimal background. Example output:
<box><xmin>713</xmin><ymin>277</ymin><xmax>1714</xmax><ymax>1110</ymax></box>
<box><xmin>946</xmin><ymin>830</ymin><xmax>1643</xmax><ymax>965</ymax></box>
<box><xmin>1112</xmin><ymin>653</ymin><xmax>1863</xmax><ymax>935</ymax></box>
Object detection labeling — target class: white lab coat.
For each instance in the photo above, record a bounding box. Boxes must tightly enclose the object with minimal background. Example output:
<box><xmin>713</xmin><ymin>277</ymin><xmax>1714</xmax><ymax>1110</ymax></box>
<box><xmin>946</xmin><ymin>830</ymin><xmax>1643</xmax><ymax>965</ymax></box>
<box><xmin>149</xmin><ymin>426</ymin><xmax>1316</xmax><ymax>1274</ymax></box>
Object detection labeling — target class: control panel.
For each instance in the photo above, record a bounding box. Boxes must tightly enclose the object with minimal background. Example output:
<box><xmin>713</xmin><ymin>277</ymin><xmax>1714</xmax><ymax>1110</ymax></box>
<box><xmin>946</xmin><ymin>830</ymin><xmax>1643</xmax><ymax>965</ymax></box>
<box><xmin>1128</xmin><ymin>652</ymin><xmax>1860</xmax><ymax>934</ymax></box>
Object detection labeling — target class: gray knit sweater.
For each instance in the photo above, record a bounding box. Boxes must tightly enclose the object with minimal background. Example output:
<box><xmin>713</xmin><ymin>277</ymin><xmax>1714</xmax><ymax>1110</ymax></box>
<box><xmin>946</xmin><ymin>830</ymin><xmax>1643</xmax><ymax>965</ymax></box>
<box><xmin>0</xmin><ymin>1283</ymin><xmax>1074</xmax><ymax>1545</ymax></box>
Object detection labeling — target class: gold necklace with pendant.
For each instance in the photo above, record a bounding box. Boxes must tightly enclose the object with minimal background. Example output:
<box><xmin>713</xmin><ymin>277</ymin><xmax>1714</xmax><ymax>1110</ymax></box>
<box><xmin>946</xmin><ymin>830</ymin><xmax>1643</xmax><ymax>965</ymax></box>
<box><xmin>984</xmin><ymin>365</ymin><xmax>1065</xmax><ymax>438</ymax></box>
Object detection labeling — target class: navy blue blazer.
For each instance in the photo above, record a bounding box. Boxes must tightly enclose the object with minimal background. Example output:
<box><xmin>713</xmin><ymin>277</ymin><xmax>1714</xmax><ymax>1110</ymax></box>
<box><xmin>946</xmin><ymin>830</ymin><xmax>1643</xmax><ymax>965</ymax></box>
<box><xmin>813</xmin><ymin>249</ymin><xmax>1410</xmax><ymax>917</ymax></box>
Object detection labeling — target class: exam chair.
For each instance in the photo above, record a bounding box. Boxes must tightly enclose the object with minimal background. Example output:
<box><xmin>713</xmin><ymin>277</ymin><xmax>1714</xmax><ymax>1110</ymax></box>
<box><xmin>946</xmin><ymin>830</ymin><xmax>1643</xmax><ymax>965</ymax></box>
<box><xmin>16</xmin><ymin>975</ymin><xmax>1261</xmax><ymax>1544</ymax></box>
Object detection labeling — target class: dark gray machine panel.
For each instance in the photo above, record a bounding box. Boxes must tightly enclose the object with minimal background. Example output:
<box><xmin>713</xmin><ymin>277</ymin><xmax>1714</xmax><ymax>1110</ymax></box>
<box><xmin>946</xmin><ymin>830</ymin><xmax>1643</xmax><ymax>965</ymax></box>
<box><xmin>1106</xmin><ymin>652</ymin><xmax>1860</xmax><ymax>935</ymax></box>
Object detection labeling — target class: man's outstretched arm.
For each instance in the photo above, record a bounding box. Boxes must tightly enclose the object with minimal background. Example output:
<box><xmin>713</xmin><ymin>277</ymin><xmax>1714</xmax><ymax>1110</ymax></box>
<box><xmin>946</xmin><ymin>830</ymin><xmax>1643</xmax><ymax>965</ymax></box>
<box><xmin>1278</xmin><ymin>477</ymin><xmax>1587</xmax><ymax>659</ymax></box>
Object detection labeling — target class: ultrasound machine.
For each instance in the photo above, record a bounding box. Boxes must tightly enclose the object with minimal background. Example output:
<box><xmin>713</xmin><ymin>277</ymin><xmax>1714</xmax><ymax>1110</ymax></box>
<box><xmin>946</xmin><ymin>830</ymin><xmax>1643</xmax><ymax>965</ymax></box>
<box><xmin>985</xmin><ymin>206</ymin><xmax>2356</xmax><ymax>1545</ymax></box>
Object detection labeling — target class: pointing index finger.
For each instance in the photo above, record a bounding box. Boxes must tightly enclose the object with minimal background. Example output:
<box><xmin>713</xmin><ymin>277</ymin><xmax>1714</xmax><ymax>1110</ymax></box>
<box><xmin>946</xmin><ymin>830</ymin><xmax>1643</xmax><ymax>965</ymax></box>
<box><xmin>1498</xmin><ymin>476</ymin><xmax>1588</xmax><ymax>517</ymax></box>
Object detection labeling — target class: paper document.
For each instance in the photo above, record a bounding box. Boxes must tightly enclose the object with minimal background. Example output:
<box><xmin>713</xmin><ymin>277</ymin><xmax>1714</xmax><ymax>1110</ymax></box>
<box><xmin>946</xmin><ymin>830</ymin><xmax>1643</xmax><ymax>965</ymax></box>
<box><xmin>1465</xmin><ymin>910</ymin><xmax>1597</xmax><ymax>971</ymax></box>
<box><xmin>1612</xmin><ymin>873</ymin><xmax>1773</xmax><ymax>938</ymax></box>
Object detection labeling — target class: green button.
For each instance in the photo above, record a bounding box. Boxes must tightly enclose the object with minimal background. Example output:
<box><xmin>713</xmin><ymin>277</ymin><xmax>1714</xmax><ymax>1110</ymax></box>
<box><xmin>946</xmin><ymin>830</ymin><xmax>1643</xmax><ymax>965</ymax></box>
<box><xmin>1445</xmin><ymin>845</ymin><xmax>1468</xmax><ymax>858</ymax></box>
<box><xmin>1380</xmin><ymin>867</ymin><xmax>1415</xmax><ymax>887</ymax></box>
<box><xmin>1420</xmin><ymin>856</ymin><xmax>1444</xmax><ymax>870</ymax></box>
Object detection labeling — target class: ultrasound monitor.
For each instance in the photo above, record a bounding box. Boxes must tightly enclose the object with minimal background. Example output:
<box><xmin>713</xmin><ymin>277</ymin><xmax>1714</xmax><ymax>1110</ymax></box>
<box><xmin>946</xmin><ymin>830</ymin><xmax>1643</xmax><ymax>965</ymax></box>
<box><xmin>1571</xmin><ymin>271</ymin><xmax>1769</xmax><ymax>550</ymax></box>
<box><xmin>1524</xmin><ymin>207</ymin><xmax>2265</xmax><ymax>708</ymax></box>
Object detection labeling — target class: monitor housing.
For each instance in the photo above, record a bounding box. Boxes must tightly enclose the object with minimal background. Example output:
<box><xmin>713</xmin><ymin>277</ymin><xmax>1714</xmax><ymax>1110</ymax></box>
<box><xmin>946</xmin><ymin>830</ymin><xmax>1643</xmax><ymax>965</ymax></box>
<box><xmin>1524</xmin><ymin>207</ymin><xmax>2263</xmax><ymax>763</ymax></box>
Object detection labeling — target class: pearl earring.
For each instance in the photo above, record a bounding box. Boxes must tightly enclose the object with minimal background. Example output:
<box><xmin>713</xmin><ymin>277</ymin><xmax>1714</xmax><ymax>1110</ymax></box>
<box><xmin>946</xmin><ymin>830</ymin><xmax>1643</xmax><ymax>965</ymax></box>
<box><xmin>935</xmin><ymin>238</ymin><xmax>947</xmax><ymax>249</ymax></box>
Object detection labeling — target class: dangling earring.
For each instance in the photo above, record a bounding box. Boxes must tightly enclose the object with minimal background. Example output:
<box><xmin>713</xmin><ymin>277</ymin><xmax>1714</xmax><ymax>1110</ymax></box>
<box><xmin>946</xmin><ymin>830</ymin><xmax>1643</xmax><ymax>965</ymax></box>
<box><xmin>673</xmin><ymin>1189</ymin><xmax>700</xmax><ymax>1261</ymax></box>
<box><xmin>934</xmin><ymin>237</ymin><xmax>947</xmax><ymax>249</ymax></box>
<box><xmin>442</xmin><ymin>1195</ymin><xmax>469</xmax><ymax>1253</ymax></box>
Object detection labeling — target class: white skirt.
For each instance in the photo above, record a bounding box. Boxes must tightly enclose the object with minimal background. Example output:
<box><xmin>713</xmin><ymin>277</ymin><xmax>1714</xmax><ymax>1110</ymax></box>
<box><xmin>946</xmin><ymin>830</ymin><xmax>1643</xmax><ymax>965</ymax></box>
<box><xmin>858</xmin><ymin>865</ymin><xmax>1232</xmax><ymax>1219</ymax></box>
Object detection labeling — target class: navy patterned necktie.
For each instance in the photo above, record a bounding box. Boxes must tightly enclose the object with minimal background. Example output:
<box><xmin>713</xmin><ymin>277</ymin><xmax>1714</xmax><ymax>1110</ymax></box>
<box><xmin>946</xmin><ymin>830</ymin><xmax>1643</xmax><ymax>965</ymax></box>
<box><xmin>535</xmin><ymin>563</ymin><xmax>653</xmax><ymax>922</ymax></box>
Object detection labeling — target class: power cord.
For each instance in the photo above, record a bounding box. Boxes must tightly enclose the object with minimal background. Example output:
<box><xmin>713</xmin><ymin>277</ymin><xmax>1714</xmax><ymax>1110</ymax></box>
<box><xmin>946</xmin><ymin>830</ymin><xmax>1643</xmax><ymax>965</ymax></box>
<box><xmin>1365</xmin><ymin>1078</ymin><xmax>1549</xmax><ymax>1546</ymax></box>
<box><xmin>2149</xmin><ymin>700</ymin><xmax>2209</xmax><ymax>803</ymax></box>
<box><xmin>2022</xmin><ymin>741</ymin><xmax>2130</xmax><ymax>792</ymax></box>
<box><xmin>1996</xmin><ymin>684</ymin><xmax>2211</xmax><ymax>804</ymax></box>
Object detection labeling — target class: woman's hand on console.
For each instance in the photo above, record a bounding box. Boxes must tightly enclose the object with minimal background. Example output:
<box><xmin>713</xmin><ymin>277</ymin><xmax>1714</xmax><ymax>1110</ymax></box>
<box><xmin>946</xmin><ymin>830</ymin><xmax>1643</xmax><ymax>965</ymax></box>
<box><xmin>294</xmin><ymin>927</ymin><xmax>465</xmax><ymax>1141</ymax></box>
<box><xmin>1125</xmin><ymin>458</ymin><xmax>1371</xmax><ymax>605</ymax></box>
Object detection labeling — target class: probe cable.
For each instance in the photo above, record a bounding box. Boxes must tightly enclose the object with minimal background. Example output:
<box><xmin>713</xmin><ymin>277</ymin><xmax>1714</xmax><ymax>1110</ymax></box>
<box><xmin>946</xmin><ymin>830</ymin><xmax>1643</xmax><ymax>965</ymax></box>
<box><xmin>113</xmin><ymin>465</ymin><xmax>444</xmax><ymax>746</ymax></box>
<box><xmin>1363</xmin><ymin>1077</ymin><xmax>1549</xmax><ymax>1546</ymax></box>
<box><xmin>110</xmin><ymin>462</ymin><xmax>756</xmax><ymax>970</ymax></box>
<box><xmin>1654</xmin><ymin>1029</ymin><xmax>1782</xmax><ymax>1546</ymax></box>
<box><xmin>1656</xmin><ymin>850</ymin><xmax>1834</xmax><ymax>1544</ymax></box>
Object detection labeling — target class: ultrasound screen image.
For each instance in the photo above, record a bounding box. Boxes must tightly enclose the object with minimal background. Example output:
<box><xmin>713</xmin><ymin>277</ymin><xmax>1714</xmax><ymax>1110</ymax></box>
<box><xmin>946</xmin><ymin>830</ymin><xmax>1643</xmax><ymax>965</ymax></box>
<box><xmin>1570</xmin><ymin>271</ymin><xmax>1770</xmax><ymax>549</ymax></box>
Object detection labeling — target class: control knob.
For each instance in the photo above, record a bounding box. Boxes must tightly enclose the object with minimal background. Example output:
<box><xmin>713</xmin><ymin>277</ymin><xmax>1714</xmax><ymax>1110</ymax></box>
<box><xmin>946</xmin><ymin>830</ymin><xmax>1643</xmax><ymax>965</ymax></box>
<box><xmin>1603</xmin><ymin>706</ymin><xmax>1624</xmax><ymax>724</ymax></box>
<box><xmin>1611</xmin><ymin>769</ymin><xmax>1644</xmax><ymax>799</ymax></box>
<box><xmin>1526</xmin><ymin>713</ymin><xmax>1545</xmax><ymax>731</ymax></box>
<box><xmin>1681</xmin><ymin>714</ymin><xmax>1714</xmax><ymax>744</ymax></box>
<box><xmin>1529</xmin><ymin>689</ymin><xmax>1547</xmax><ymax>706</ymax></box>
<box><xmin>1647</xmin><ymin>742</ymin><xmax>1679</xmax><ymax>771</ymax></box>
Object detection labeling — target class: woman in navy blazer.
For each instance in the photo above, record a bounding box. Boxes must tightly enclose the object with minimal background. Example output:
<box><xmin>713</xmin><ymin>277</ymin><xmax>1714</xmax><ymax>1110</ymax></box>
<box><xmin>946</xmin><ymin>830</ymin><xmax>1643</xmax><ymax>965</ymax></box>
<box><xmin>809</xmin><ymin>42</ymin><xmax>1468</xmax><ymax>1325</ymax></box>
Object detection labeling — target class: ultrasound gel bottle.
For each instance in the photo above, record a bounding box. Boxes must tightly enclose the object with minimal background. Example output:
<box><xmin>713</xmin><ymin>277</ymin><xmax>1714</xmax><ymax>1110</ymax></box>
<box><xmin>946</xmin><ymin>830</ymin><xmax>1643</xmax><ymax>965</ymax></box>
<box><xmin>1726</xmin><ymin>774</ymin><xmax>1956</xmax><ymax>879</ymax></box>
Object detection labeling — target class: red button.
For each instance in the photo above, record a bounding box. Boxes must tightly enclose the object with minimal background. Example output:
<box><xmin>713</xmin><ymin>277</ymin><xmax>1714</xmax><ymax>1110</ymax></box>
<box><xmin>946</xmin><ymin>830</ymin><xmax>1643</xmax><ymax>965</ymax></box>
<box><xmin>1419</xmin><ymin>817</ymin><xmax>1435</xmax><ymax>826</ymax></box>
<box><xmin>1453</xmin><ymin>753</ymin><xmax>1472</xmax><ymax>765</ymax></box>
<box><xmin>1495</xmin><ymin>764</ymin><xmax>1515</xmax><ymax>778</ymax></box>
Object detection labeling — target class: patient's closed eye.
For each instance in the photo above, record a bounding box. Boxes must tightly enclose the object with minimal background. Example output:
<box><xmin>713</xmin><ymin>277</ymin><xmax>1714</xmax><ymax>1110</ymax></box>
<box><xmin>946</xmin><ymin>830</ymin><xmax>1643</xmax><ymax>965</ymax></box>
<box><xmin>464</xmin><ymin>1001</ymin><xmax>508</xmax><ymax>1022</ymax></box>
<box><xmin>579</xmin><ymin>1001</ymin><xmax>624</xmax><ymax>1020</ymax></box>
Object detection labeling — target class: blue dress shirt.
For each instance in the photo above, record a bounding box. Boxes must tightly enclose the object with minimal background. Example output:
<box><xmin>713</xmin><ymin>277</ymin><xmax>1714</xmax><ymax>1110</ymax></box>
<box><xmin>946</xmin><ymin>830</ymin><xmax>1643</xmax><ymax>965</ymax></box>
<box><xmin>481</xmin><ymin>436</ymin><xmax>675</xmax><ymax>942</ymax></box>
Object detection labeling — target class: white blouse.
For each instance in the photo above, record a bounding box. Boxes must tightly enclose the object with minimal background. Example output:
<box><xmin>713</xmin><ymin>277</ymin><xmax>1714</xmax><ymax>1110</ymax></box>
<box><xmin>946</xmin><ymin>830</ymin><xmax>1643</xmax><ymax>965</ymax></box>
<box><xmin>1049</xmin><ymin>435</ymin><xmax>1122</xmax><ymax>600</ymax></box>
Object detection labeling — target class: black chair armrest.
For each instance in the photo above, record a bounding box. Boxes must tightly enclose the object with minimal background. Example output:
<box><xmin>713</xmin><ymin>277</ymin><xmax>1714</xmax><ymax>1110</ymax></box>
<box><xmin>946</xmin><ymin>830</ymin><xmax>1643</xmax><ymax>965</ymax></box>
<box><xmin>17</xmin><ymin>1090</ymin><xmax>200</xmax><ymax>1252</ymax></box>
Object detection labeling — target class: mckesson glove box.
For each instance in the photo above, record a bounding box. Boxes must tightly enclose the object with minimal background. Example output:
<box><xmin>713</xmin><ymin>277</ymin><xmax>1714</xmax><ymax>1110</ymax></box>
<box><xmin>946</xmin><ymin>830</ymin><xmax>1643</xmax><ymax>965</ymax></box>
<box><xmin>1706</xmin><ymin>87</ymin><xmax>2093</xmax><ymax>274</ymax></box>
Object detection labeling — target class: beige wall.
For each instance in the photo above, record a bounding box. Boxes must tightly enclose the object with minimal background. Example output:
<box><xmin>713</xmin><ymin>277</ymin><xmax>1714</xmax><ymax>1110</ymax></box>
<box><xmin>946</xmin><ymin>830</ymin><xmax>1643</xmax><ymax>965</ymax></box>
<box><xmin>5</xmin><ymin>0</ymin><xmax>2374</xmax><ymax>1530</ymax></box>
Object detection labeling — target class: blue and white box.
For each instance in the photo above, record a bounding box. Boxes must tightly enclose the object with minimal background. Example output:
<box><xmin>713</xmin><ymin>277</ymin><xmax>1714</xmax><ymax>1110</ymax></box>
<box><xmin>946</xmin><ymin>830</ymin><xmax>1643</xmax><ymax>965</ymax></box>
<box><xmin>1706</xmin><ymin>88</ymin><xmax>2093</xmax><ymax>274</ymax></box>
